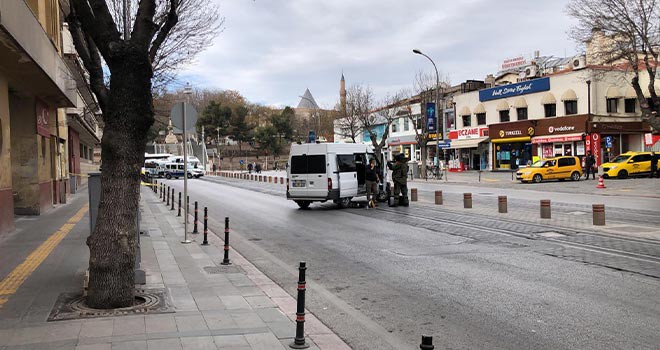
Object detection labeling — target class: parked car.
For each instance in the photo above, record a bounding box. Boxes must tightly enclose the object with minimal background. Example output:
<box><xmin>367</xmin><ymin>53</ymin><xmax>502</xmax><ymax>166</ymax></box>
<box><xmin>516</xmin><ymin>156</ymin><xmax>582</xmax><ymax>183</ymax></box>
<box><xmin>601</xmin><ymin>152</ymin><xmax>655</xmax><ymax>179</ymax></box>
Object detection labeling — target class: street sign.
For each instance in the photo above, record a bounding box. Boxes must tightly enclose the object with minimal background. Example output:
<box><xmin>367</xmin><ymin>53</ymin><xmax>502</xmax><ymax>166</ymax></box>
<box><xmin>437</xmin><ymin>141</ymin><xmax>451</xmax><ymax>149</ymax></box>
<box><xmin>170</xmin><ymin>102</ymin><xmax>198</xmax><ymax>133</ymax></box>
<box><xmin>605</xmin><ymin>136</ymin><xmax>613</xmax><ymax>148</ymax></box>
<box><xmin>308</xmin><ymin>131</ymin><xmax>316</xmax><ymax>143</ymax></box>
<box><xmin>426</xmin><ymin>102</ymin><xmax>437</xmax><ymax>132</ymax></box>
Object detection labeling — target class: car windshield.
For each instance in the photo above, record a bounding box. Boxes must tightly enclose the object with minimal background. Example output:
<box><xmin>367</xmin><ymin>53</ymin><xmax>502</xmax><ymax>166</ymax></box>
<box><xmin>530</xmin><ymin>160</ymin><xmax>548</xmax><ymax>168</ymax></box>
<box><xmin>611</xmin><ymin>155</ymin><xmax>631</xmax><ymax>163</ymax></box>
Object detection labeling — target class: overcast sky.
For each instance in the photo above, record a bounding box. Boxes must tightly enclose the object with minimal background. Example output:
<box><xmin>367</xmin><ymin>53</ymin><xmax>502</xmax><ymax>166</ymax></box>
<box><xmin>177</xmin><ymin>0</ymin><xmax>579</xmax><ymax>109</ymax></box>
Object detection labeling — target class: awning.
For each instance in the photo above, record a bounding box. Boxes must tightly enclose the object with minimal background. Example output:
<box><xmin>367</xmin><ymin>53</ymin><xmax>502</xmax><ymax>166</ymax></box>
<box><xmin>473</xmin><ymin>103</ymin><xmax>486</xmax><ymax>114</ymax></box>
<box><xmin>606</xmin><ymin>86</ymin><xmax>622</xmax><ymax>99</ymax></box>
<box><xmin>450</xmin><ymin>137</ymin><xmax>489</xmax><ymax>149</ymax></box>
<box><xmin>513</xmin><ymin>97</ymin><xmax>528</xmax><ymax>108</ymax></box>
<box><xmin>459</xmin><ymin>106</ymin><xmax>471</xmax><ymax>116</ymax></box>
<box><xmin>624</xmin><ymin>86</ymin><xmax>637</xmax><ymax>98</ymax></box>
<box><xmin>496</xmin><ymin>100</ymin><xmax>510</xmax><ymax>111</ymax></box>
<box><xmin>541</xmin><ymin>92</ymin><xmax>556</xmax><ymax>104</ymax></box>
<box><xmin>531</xmin><ymin>133</ymin><xmax>583</xmax><ymax>144</ymax></box>
<box><xmin>491</xmin><ymin>136</ymin><xmax>531</xmax><ymax>144</ymax></box>
<box><xmin>561</xmin><ymin>89</ymin><xmax>578</xmax><ymax>101</ymax></box>
<box><xmin>387</xmin><ymin>134</ymin><xmax>417</xmax><ymax>146</ymax></box>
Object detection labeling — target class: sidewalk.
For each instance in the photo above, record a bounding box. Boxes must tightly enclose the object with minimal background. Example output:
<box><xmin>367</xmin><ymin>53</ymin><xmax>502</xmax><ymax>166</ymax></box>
<box><xmin>0</xmin><ymin>187</ymin><xmax>350</xmax><ymax>350</ymax></box>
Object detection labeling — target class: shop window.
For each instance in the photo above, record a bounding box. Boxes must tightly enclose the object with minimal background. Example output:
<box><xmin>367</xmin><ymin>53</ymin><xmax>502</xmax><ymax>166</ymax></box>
<box><xmin>462</xmin><ymin>115</ymin><xmax>471</xmax><ymax>127</ymax></box>
<box><xmin>564</xmin><ymin>101</ymin><xmax>578</xmax><ymax>115</ymax></box>
<box><xmin>606</xmin><ymin>98</ymin><xmax>618</xmax><ymax>113</ymax></box>
<box><xmin>624</xmin><ymin>98</ymin><xmax>636</xmax><ymax>113</ymax></box>
<box><xmin>516</xmin><ymin>107</ymin><xmax>528</xmax><ymax>120</ymax></box>
<box><xmin>499</xmin><ymin>110</ymin><xmax>510</xmax><ymax>122</ymax></box>
<box><xmin>476</xmin><ymin>113</ymin><xmax>486</xmax><ymax>125</ymax></box>
<box><xmin>544</xmin><ymin>104</ymin><xmax>556</xmax><ymax>117</ymax></box>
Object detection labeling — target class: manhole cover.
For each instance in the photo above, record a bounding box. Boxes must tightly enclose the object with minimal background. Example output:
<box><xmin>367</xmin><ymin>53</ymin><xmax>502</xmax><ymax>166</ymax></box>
<box><xmin>204</xmin><ymin>265</ymin><xmax>244</xmax><ymax>274</ymax></box>
<box><xmin>48</xmin><ymin>288</ymin><xmax>173</xmax><ymax>321</ymax></box>
<box><xmin>537</xmin><ymin>231</ymin><xmax>566</xmax><ymax>238</ymax></box>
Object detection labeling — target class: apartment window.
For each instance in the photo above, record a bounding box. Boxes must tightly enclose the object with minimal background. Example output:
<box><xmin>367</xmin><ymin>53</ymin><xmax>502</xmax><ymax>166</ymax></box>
<box><xmin>476</xmin><ymin>113</ymin><xmax>486</xmax><ymax>125</ymax></box>
<box><xmin>499</xmin><ymin>110</ymin><xmax>510</xmax><ymax>122</ymax></box>
<box><xmin>404</xmin><ymin>117</ymin><xmax>410</xmax><ymax>131</ymax></box>
<box><xmin>516</xmin><ymin>108</ymin><xmax>528</xmax><ymax>120</ymax></box>
<box><xmin>462</xmin><ymin>115</ymin><xmax>471</xmax><ymax>127</ymax></box>
<box><xmin>564</xmin><ymin>101</ymin><xmax>578</xmax><ymax>115</ymax></box>
<box><xmin>391</xmin><ymin>119</ymin><xmax>398</xmax><ymax>133</ymax></box>
<box><xmin>415</xmin><ymin>115</ymin><xmax>422</xmax><ymax>130</ymax></box>
<box><xmin>606</xmin><ymin>98</ymin><xmax>618</xmax><ymax>113</ymax></box>
<box><xmin>544</xmin><ymin>104</ymin><xmax>556</xmax><ymax>117</ymax></box>
<box><xmin>624</xmin><ymin>98</ymin><xmax>636</xmax><ymax>113</ymax></box>
<box><xmin>80</xmin><ymin>144</ymin><xmax>85</xmax><ymax>160</ymax></box>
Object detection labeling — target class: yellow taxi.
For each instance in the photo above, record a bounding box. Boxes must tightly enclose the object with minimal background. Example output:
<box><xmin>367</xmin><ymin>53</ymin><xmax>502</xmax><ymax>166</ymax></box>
<box><xmin>516</xmin><ymin>156</ymin><xmax>583</xmax><ymax>183</ymax></box>
<box><xmin>602</xmin><ymin>152</ymin><xmax>656</xmax><ymax>179</ymax></box>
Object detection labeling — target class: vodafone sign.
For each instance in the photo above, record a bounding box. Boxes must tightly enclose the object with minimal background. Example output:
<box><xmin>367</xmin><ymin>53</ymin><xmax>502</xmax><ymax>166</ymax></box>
<box><xmin>455</xmin><ymin>127</ymin><xmax>489</xmax><ymax>140</ymax></box>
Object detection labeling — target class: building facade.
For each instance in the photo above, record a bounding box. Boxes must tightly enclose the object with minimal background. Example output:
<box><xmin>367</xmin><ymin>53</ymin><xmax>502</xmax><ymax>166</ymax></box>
<box><xmin>0</xmin><ymin>0</ymin><xmax>101</xmax><ymax>236</ymax></box>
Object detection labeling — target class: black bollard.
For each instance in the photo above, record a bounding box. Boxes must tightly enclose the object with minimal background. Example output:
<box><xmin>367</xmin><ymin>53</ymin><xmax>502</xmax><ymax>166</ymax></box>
<box><xmin>221</xmin><ymin>217</ymin><xmax>231</xmax><ymax>265</ymax></box>
<box><xmin>193</xmin><ymin>201</ymin><xmax>199</xmax><ymax>233</ymax></box>
<box><xmin>166</xmin><ymin>186</ymin><xmax>170</xmax><ymax>206</ymax></box>
<box><xmin>420</xmin><ymin>335</ymin><xmax>434</xmax><ymax>350</ymax></box>
<box><xmin>170</xmin><ymin>189</ymin><xmax>175</xmax><ymax>210</ymax></box>
<box><xmin>289</xmin><ymin>262</ymin><xmax>309</xmax><ymax>349</ymax></box>
<box><xmin>177</xmin><ymin>192</ymin><xmax>182</xmax><ymax>217</ymax></box>
<box><xmin>202</xmin><ymin>207</ymin><xmax>209</xmax><ymax>246</ymax></box>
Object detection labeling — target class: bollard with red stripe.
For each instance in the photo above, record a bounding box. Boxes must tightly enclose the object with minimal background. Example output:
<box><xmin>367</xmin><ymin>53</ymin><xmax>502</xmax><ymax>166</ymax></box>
<box><xmin>289</xmin><ymin>261</ymin><xmax>309</xmax><ymax>349</ymax></box>
<box><xmin>221</xmin><ymin>217</ymin><xmax>231</xmax><ymax>265</ymax></box>
<box><xmin>166</xmin><ymin>186</ymin><xmax>170</xmax><ymax>206</ymax></box>
<box><xmin>170</xmin><ymin>189</ymin><xmax>175</xmax><ymax>210</ymax></box>
<box><xmin>202</xmin><ymin>207</ymin><xmax>209</xmax><ymax>245</ymax></box>
<box><xmin>193</xmin><ymin>201</ymin><xmax>199</xmax><ymax>233</ymax></box>
<box><xmin>177</xmin><ymin>192</ymin><xmax>182</xmax><ymax>216</ymax></box>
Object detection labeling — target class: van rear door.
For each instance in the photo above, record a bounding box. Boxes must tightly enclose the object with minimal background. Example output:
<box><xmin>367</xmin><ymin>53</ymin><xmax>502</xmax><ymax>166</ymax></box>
<box><xmin>337</xmin><ymin>154</ymin><xmax>358</xmax><ymax>198</ymax></box>
<box><xmin>289</xmin><ymin>153</ymin><xmax>328</xmax><ymax>198</ymax></box>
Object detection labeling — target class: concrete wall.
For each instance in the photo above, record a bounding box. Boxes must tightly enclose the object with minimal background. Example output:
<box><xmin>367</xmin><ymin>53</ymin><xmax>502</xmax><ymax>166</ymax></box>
<box><xmin>0</xmin><ymin>73</ymin><xmax>14</xmax><ymax>234</ymax></box>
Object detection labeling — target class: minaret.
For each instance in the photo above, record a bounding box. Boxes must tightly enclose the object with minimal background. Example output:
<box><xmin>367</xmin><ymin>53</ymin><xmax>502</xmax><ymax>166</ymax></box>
<box><xmin>340</xmin><ymin>71</ymin><xmax>346</xmax><ymax>114</ymax></box>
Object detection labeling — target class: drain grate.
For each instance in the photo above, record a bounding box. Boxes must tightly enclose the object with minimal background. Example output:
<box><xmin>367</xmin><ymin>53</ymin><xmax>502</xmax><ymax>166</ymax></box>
<box><xmin>204</xmin><ymin>265</ymin><xmax>244</xmax><ymax>274</ymax></box>
<box><xmin>48</xmin><ymin>288</ymin><xmax>173</xmax><ymax>321</ymax></box>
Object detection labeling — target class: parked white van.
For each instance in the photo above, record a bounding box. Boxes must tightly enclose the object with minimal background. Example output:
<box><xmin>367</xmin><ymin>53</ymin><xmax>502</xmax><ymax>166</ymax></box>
<box><xmin>286</xmin><ymin>143</ymin><xmax>378</xmax><ymax>209</ymax></box>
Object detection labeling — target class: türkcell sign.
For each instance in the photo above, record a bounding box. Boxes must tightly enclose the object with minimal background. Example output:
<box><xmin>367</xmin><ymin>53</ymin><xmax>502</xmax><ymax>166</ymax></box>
<box><xmin>479</xmin><ymin>77</ymin><xmax>550</xmax><ymax>102</ymax></box>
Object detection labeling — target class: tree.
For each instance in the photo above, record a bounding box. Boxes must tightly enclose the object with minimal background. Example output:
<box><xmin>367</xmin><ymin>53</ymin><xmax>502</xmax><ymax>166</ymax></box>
<box><xmin>229</xmin><ymin>105</ymin><xmax>253</xmax><ymax>155</ymax></box>
<box><xmin>271</xmin><ymin>108</ymin><xmax>294</xmax><ymax>148</ymax></box>
<box><xmin>66</xmin><ymin>0</ymin><xmax>222</xmax><ymax>308</ymax></box>
<box><xmin>335</xmin><ymin>85</ymin><xmax>368</xmax><ymax>143</ymax></box>
<box><xmin>197</xmin><ymin>101</ymin><xmax>231</xmax><ymax>139</ymax></box>
<box><xmin>254</xmin><ymin>125</ymin><xmax>280</xmax><ymax>156</ymax></box>
<box><xmin>364</xmin><ymin>91</ymin><xmax>406</xmax><ymax>165</ymax></box>
<box><xmin>567</xmin><ymin>0</ymin><xmax>659</xmax><ymax>130</ymax></box>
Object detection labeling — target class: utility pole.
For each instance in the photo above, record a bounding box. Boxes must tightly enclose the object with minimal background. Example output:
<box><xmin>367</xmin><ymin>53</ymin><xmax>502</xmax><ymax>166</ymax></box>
<box><xmin>182</xmin><ymin>83</ymin><xmax>193</xmax><ymax>244</ymax></box>
<box><xmin>201</xmin><ymin>125</ymin><xmax>206</xmax><ymax>171</ymax></box>
<box><xmin>123</xmin><ymin>0</ymin><xmax>130</xmax><ymax>40</ymax></box>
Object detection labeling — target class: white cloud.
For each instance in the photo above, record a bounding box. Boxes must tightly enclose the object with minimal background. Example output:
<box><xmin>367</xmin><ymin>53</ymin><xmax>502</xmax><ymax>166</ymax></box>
<box><xmin>177</xmin><ymin>0</ymin><xmax>578</xmax><ymax>108</ymax></box>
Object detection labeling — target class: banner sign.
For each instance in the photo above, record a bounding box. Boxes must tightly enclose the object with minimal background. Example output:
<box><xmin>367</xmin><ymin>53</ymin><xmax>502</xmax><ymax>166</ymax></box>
<box><xmin>36</xmin><ymin>99</ymin><xmax>50</xmax><ymax>138</ymax></box>
<box><xmin>479</xmin><ymin>77</ymin><xmax>550</xmax><ymax>102</ymax></box>
<box><xmin>426</xmin><ymin>102</ymin><xmax>436</xmax><ymax>132</ymax></box>
<box><xmin>585</xmin><ymin>133</ymin><xmax>602</xmax><ymax>166</ymax></box>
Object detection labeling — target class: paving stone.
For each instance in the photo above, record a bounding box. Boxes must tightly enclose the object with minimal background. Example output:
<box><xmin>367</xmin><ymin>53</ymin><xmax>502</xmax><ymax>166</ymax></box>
<box><xmin>212</xmin><ymin>335</ymin><xmax>248</xmax><ymax>348</ymax></box>
<box><xmin>112</xmin><ymin>317</ymin><xmax>145</xmax><ymax>336</ymax></box>
<box><xmin>174</xmin><ymin>315</ymin><xmax>208</xmax><ymax>333</ymax></box>
<box><xmin>5</xmin><ymin>326</ymin><xmax>46</xmax><ymax>346</ymax></box>
<box><xmin>0</xmin><ymin>329</ymin><xmax>12</xmax><ymax>346</ymax></box>
<box><xmin>308</xmin><ymin>334</ymin><xmax>352</xmax><ymax>350</ymax></box>
<box><xmin>266</xmin><ymin>321</ymin><xmax>294</xmax><ymax>339</ymax></box>
<box><xmin>43</xmin><ymin>321</ymin><xmax>82</xmax><ymax>341</ymax></box>
<box><xmin>75</xmin><ymin>344</ymin><xmax>112</xmax><ymax>350</ymax></box>
<box><xmin>230</xmin><ymin>313</ymin><xmax>266</xmax><ymax>329</ymax></box>
<box><xmin>202</xmin><ymin>311</ymin><xmax>237</xmax><ymax>330</ymax></box>
<box><xmin>145</xmin><ymin>315</ymin><xmax>177</xmax><ymax>334</ymax></box>
<box><xmin>244</xmin><ymin>332</ymin><xmax>286</xmax><ymax>350</ymax></box>
<box><xmin>179</xmin><ymin>336</ymin><xmax>215</xmax><ymax>350</ymax></box>
<box><xmin>80</xmin><ymin>320</ymin><xmax>114</xmax><ymax>338</ymax></box>
<box><xmin>219</xmin><ymin>296</ymin><xmax>249</xmax><ymax>310</ymax></box>
<box><xmin>146</xmin><ymin>338</ymin><xmax>182</xmax><ymax>350</ymax></box>
<box><xmin>255</xmin><ymin>308</ymin><xmax>289</xmax><ymax>324</ymax></box>
<box><xmin>193</xmin><ymin>296</ymin><xmax>224</xmax><ymax>311</ymax></box>
<box><xmin>244</xmin><ymin>296</ymin><xmax>276</xmax><ymax>309</ymax></box>
<box><xmin>111</xmin><ymin>340</ymin><xmax>147</xmax><ymax>350</ymax></box>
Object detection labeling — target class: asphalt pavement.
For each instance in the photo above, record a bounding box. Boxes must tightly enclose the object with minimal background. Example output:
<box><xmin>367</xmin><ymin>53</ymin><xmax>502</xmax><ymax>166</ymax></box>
<box><xmin>159</xmin><ymin>176</ymin><xmax>660</xmax><ymax>350</ymax></box>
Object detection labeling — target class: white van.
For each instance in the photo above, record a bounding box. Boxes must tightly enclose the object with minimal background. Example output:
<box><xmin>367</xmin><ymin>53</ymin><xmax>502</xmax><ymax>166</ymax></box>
<box><xmin>286</xmin><ymin>143</ymin><xmax>377</xmax><ymax>209</ymax></box>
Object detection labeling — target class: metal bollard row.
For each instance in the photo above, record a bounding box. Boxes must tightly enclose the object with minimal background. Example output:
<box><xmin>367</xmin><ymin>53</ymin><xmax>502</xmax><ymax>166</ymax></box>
<box><xmin>289</xmin><ymin>261</ymin><xmax>309</xmax><ymax>349</ymax></box>
<box><xmin>221</xmin><ymin>217</ymin><xmax>231</xmax><ymax>265</ymax></box>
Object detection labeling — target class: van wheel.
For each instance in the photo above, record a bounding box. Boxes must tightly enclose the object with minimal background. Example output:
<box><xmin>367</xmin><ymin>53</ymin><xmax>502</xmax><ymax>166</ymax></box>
<box><xmin>617</xmin><ymin>170</ymin><xmax>628</xmax><ymax>179</ymax></box>
<box><xmin>187</xmin><ymin>173</ymin><xmax>193</xmax><ymax>179</ymax></box>
<box><xmin>165</xmin><ymin>173</ymin><xmax>172</xmax><ymax>179</ymax></box>
<box><xmin>295</xmin><ymin>201</ymin><xmax>310</xmax><ymax>209</ymax></box>
<box><xmin>339</xmin><ymin>197</ymin><xmax>352</xmax><ymax>208</ymax></box>
<box><xmin>571</xmin><ymin>171</ymin><xmax>580</xmax><ymax>181</ymax></box>
<box><xmin>533</xmin><ymin>174</ymin><xmax>543</xmax><ymax>183</ymax></box>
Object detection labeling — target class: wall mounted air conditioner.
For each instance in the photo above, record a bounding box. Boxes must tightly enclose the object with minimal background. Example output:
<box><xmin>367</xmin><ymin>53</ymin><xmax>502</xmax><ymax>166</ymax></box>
<box><xmin>572</xmin><ymin>56</ymin><xmax>587</xmax><ymax>70</ymax></box>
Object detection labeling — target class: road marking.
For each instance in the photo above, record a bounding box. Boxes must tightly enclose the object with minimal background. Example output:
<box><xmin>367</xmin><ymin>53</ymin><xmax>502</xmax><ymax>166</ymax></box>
<box><xmin>0</xmin><ymin>205</ymin><xmax>88</xmax><ymax>307</ymax></box>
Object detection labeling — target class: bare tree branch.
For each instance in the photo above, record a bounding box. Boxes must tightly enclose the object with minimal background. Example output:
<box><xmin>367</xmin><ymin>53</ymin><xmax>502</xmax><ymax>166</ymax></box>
<box><xmin>149</xmin><ymin>0</ymin><xmax>179</xmax><ymax>61</ymax></box>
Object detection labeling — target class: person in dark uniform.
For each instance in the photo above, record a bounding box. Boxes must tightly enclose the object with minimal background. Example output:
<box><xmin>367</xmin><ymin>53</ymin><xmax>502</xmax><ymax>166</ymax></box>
<box><xmin>584</xmin><ymin>151</ymin><xmax>596</xmax><ymax>180</ymax></box>
<box><xmin>387</xmin><ymin>154</ymin><xmax>409</xmax><ymax>207</ymax></box>
<box><xmin>651</xmin><ymin>152</ymin><xmax>658</xmax><ymax>178</ymax></box>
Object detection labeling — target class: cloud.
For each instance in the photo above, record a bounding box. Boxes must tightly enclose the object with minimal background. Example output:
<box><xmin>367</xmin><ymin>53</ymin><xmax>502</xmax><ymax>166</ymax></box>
<box><xmin>177</xmin><ymin>0</ymin><xmax>577</xmax><ymax>108</ymax></box>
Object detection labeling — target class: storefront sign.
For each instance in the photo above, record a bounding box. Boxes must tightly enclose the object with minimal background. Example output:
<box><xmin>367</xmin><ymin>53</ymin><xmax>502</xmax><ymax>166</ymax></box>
<box><xmin>454</xmin><ymin>127</ymin><xmax>489</xmax><ymax>140</ymax></box>
<box><xmin>479</xmin><ymin>77</ymin><xmax>550</xmax><ymax>102</ymax></box>
<box><xmin>644</xmin><ymin>133</ymin><xmax>660</xmax><ymax>146</ymax></box>
<box><xmin>532</xmin><ymin>134</ymin><xmax>583</xmax><ymax>144</ymax></box>
<box><xmin>36</xmin><ymin>99</ymin><xmax>50</xmax><ymax>138</ymax></box>
<box><xmin>490</xmin><ymin>120</ymin><xmax>535</xmax><ymax>141</ymax></box>
<box><xmin>548</xmin><ymin>125</ymin><xmax>575</xmax><ymax>134</ymax></box>
<box><xmin>585</xmin><ymin>133</ymin><xmax>602</xmax><ymax>166</ymax></box>
<box><xmin>501</xmin><ymin>56</ymin><xmax>527</xmax><ymax>70</ymax></box>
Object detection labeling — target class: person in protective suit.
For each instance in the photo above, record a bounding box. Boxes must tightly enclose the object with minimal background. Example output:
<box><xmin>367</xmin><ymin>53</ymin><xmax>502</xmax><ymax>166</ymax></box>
<box><xmin>387</xmin><ymin>154</ymin><xmax>409</xmax><ymax>207</ymax></box>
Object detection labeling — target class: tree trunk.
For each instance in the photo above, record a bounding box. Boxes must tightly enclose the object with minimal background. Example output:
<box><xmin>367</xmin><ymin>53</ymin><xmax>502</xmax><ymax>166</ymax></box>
<box><xmin>86</xmin><ymin>50</ymin><xmax>154</xmax><ymax>309</ymax></box>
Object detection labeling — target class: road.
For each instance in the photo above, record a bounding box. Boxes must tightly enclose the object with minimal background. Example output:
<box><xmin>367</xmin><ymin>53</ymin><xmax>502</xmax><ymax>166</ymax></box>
<box><xmin>157</xmin><ymin>176</ymin><xmax>660</xmax><ymax>350</ymax></box>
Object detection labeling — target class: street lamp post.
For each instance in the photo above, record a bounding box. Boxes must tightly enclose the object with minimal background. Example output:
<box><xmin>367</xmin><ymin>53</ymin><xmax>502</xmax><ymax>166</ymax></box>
<box><xmin>413</xmin><ymin>49</ymin><xmax>443</xmax><ymax>179</ymax></box>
